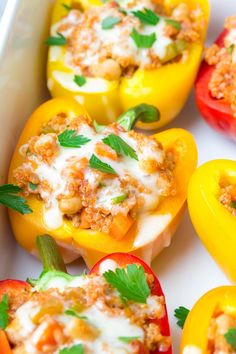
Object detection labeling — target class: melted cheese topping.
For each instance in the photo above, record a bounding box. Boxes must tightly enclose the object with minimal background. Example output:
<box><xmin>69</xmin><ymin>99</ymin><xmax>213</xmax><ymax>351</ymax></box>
<box><xmin>19</xmin><ymin>122</ymin><xmax>170</xmax><ymax>231</ymax></box>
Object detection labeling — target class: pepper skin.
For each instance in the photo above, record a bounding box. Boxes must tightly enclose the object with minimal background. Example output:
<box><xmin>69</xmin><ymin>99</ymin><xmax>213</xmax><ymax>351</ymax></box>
<box><xmin>195</xmin><ymin>29</ymin><xmax>236</xmax><ymax>140</ymax></box>
<box><xmin>47</xmin><ymin>0</ymin><xmax>209</xmax><ymax>130</ymax></box>
<box><xmin>188</xmin><ymin>159</ymin><xmax>236</xmax><ymax>282</ymax></box>
<box><xmin>91</xmin><ymin>252</ymin><xmax>172</xmax><ymax>354</ymax></box>
<box><xmin>0</xmin><ymin>252</ymin><xmax>172</xmax><ymax>354</ymax></box>
<box><xmin>0</xmin><ymin>331</ymin><xmax>12</xmax><ymax>354</ymax></box>
<box><xmin>181</xmin><ymin>286</ymin><xmax>236</xmax><ymax>353</ymax></box>
<box><xmin>8</xmin><ymin>97</ymin><xmax>197</xmax><ymax>268</ymax></box>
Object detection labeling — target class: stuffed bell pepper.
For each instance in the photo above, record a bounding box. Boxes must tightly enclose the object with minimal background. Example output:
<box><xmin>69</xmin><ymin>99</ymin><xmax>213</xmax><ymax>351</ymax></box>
<box><xmin>46</xmin><ymin>0</ymin><xmax>209</xmax><ymax>129</ymax></box>
<box><xmin>195</xmin><ymin>15</ymin><xmax>236</xmax><ymax>140</ymax></box>
<box><xmin>188</xmin><ymin>159</ymin><xmax>236</xmax><ymax>282</ymax></box>
<box><xmin>7</xmin><ymin>97</ymin><xmax>197</xmax><ymax>267</ymax></box>
<box><xmin>0</xmin><ymin>235</ymin><xmax>172</xmax><ymax>354</ymax></box>
<box><xmin>181</xmin><ymin>286</ymin><xmax>236</xmax><ymax>354</ymax></box>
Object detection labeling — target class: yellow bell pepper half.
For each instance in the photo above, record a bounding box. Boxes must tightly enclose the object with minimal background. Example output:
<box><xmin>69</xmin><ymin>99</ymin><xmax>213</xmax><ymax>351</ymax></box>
<box><xmin>188</xmin><ymin>160</ymin><xmax>236</xmax><ymax>283</ymax></box>
<box><xmin>47</xmin><ymin>0</ymin><xmax>210</xmax><ymax>130</ymax></box>
<box><xmin>181</xmin><ymin>286</ymin><xmax>236</xmax><ymax>353</ymax></box>
<box><xmin>8</xmin><ymin>97</ymin><xmax>197</xmax><ymax>268</ymax></box>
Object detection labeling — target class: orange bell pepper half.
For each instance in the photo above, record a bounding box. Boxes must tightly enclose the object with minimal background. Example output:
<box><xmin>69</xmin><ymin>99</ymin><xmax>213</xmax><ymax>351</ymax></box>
<box><xmin>8</xmin><ymin>97</ymin><xmax>197</xmax><ymax>267</ymax></box>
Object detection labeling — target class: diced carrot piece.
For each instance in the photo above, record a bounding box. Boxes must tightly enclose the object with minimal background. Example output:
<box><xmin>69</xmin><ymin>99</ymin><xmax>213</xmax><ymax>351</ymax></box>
<box><xmin>35</xmin><ymin>321</ymin><xmax>65</xmax><ymax>351</ymax></box>
<box><xmin>0</xmin><ymin>330</ymin><xmax>12</xmax><ymax>354</ymax></box>
<box><xmin>80</xmin><ymin>209</ymin><xmax>91</xmax><ymax>229</ymax></box>
<box><xmin>78</xmin><ymin>157</ymin><xmax>88</xmax><ymax>169</ymax></box>
<box><xmin>109</xmin><ymin>213</ymin><xmax>134</xmax><ymax>240</ymax></box>
<box><xmin>230</xmin><ymin>185</ymin><xmax>236</xmax><ymax>198</ymax></box>
<box><xmin>95</xmin><ymin>142</ymin><xmax>118</xmax><ymax>161</ymax></box>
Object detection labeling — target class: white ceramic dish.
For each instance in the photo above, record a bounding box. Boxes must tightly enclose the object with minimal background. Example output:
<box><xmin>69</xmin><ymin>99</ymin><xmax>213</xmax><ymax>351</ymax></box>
<box><xmin>0</xmin><ymin>0</ymin><xmax>236</xmax><ymax>352</ymax></box>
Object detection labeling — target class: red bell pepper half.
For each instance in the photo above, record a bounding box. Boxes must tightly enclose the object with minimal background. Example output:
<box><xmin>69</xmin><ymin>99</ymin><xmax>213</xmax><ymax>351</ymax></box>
<box><xmin>195</xmin><ymin>29</ymin><xmax>236</xmax><ymax>139</ymax></box>
<box><xmin>0</xmin><ymin>239</ymin><xmax>172</xmax><ymax>354</ymax></box>
<box><xmin>91</xmin><ymin>253</ymin><xmax>172</xmax><ymax>354</ymax></box>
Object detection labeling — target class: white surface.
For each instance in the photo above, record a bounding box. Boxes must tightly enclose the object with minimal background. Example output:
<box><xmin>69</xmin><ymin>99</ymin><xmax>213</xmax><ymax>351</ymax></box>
<box><xmin>0</xmin><ymin>1</ymin><xmax>236</xmax><ymax>353</ymax></box>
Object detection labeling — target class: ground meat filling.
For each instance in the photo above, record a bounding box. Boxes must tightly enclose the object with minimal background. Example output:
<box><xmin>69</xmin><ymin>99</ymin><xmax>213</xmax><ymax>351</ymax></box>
<box><xmin>52</xmin><ymin>0</ymin><xmax>204</xmax><ymax>80</ymax></box>
<box><xmin>219</xmin><ymin>183</ymin><xmax>236</xmax><ymax>216</ymax></box>
<box><xmin>5</xmin><ymin>270</ymin><xmax>171</xmax><ymax>353</ymax></box>
<box><xmin>205</xmin><ymin>15</ymin><xmax>236</xmax><ymax>116</ymax></box>
<box><xmin>208</xmin><ymin>312</ymin><xmax>236</xmax><ymax>353</ymax></box>
<box><xmin>13</xmin><ymin>112</ymin><xmax>175</xmax><ymax>236</ymax></box>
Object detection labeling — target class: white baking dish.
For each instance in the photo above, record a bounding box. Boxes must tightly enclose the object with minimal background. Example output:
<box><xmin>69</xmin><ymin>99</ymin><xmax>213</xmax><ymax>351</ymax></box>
<box><xmin>0</xmin><ymin>0</ymin><xmax>235</xmax><ymax>352</ymax></box>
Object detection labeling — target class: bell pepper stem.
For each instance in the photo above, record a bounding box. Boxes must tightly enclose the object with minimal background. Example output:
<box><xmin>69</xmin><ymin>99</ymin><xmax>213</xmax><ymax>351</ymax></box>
<box><xmin>36</xmin><ymin>235</ymin><xmax>67</xmax><ymax>273</ymax></box>
<box><xmin>116</xmin><ymin>103</ymin><xmax>160</xmax><ymax>131</ymax></box>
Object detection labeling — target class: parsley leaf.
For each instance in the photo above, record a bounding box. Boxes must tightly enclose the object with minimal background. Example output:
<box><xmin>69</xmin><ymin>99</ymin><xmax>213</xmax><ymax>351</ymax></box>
<box><xmin>225</xmin><ymin>328</ymin><xmax>236</xmax><ymax>350</ymax></box>
<box><xmin>174</xmin><ymin>306</ymin><xmax>190</xmax><ymax>329</ymax></box>
<box><xmin>64</xmin><ymin>309</ymin><xmax>88</xmax><ymax>320</ymax></box>
<box><xmin>103</xmin><ymin>264</ymin><xmax>150</xmax><ymax>303</ymax></box>
<box><xmin>0</xmin><ymin>294</ymin><xmax>9</xmax><ymax>329</ymax></box>
<box><xmin>45</xmin><ymin>32</ymin><xmax>67</xmax><ymax>46</ymax></box>
<box><xmin>132</xmin><ymin>8</ymin><xmax>160</xmax><ymax>25</ymax></box>
<box><xmin>29</xmin><ymin>182</ymin><xmax>38</xmax><ymax>191</ymax></box>
<box><xmin>130</xmin><ymin>29</ymin><xmax>156</xmax><ymax>48</ymax></box>
<box><xmin>228</xmin><ymin>44</ymin><xmax>235</xmax><ymax>55</ymax></box>
<box><xmin>59</xmin><ymin>344</ymin><xmax>84</xmax><ymax>354</ymax></box>
<box><xmin>102</xmin><ymin>16</ymin><xmax>120</xmax><ymax>30</ymax></box>
<box><xmin>119</xmin><ymin>336</ymin><xmax>140</xmax><ymax>343</ymax></box>
<box><xmin>89</xmin><ymin>154</ymin><xmax>117</xmax><ymax>174</ymax></box>
<box><xmin>74</xmin><ymin>75</ymin><xmax>87</xmax><ymax>87</ymax></box>
<box><xmin>230</xmin><ymin>200</ymin><xmax>236</xmax><ymax>209</ymax></box>
<box><xmin>58</xmin><ymin>130</ymin><xmax>91</xmax><ymax>148</ymax></box>
<box><xmin>103</xmin><ymin>134</ymin><xmax>138</xmax><ymax>160</ymax></box>
<box><xmin>112</xmin><ymin>194</ymin><xmax>127</xmax><ymax>204</ymax></box>
<box><xmin>0</xmin><ymin>184</ymin><xmax>32</xmax><ymax>214</ymax></box>
<box><xmin>62</xmin><ymin>3</ymin><xmax>72</xmax><ymax>11</ymax></box>
<box><xmin>165</xmin><ymin>19</ymin><xmax>181</xmax><ymax>31</ymax></box>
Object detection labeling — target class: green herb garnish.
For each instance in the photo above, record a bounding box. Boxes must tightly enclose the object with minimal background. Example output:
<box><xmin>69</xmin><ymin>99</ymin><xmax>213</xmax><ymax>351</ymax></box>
<box><xmin>59</xmin><ymin>344</ymin><xmax>84</xmax><ymax>354</ymax></box>
<box><xmin>0</xmin><ymin>184</ymin><xmax>32</xmax><ymax>214</ymax></box>
<box><xmin>119</xmin><ymin>8</ymin><xmax>127</xmax><ymax>15</ymax></box>
<box><xmin>112</xmin><ymin>194</ymin><xmax>127</xmax><ymax>204</ymax></box>
<box><xmin>230</xmin><ymin>200</ymin><xmax>236</xmax><ymax>209</ymax></box>
<box><xmin>62</xmin><ymin>3</ymin><xmax>71</xmax><ymax>11</ymax></box>
<box><xmin>29</xmin><ymin>182</ymin><xmax>38</xmax><ymax>191</ymax></box>
<box><xmin>74</xmin><ymin>75</ymin><xmax>87</xmax><ymax>87</ymax></box>
<box><xmin>118</xmin><ymin>336</ymin><xmax>140</xmax><ymax>343</ymax></box>
<box><xmin>0</xmin><ymin>294</ymin><xmax>9</xmax><ymax>329</ymax></box>
<box><xmin>93</xmin><ymin>120</ymin><xmax>106</xmax><ymax>133</ymax></box>
<box><xmin>174</xmin><ymin>306</ymin><xmax>190</xmax><ymax>329</ymax></box>
<box><xmin>65</xmin><ymin>309</ymin><xmax>88</xmax><ymax>320</ymax></box>
<box><xmin>130</xmin><ymin>29</ymin><xmax>156</xmax><ymax>48</ymax></box>
<box><xmin>225</xmin><ymin>328</ymin><xmax>236</xmax><ymax>350</ymax></box>
<box><xmin>103</xmin><ymin>134</ymin><xmax>138</xmax><ymax>160</ymax></box>
<box><xmin>89</xmin><ymin>154</ymin><xmax>117</xmax><ymax>174</ymax></box>
<box><xmin>102</xmin><ymin>16</ymin><xmax>120</xmax><ymax>30</ymax></box>
<box><xmin>132</xmin><ymin>8</ymin><xmax>160</xmax><ymax>25</ymax></box>
<box><xmin>104</xmin><ymin>264</ymin><xmax>150</xmax><ymax>303</ymax></box>
<box><xmin>165</xmin><ymin>18</ymin><xmax>181</xmax><ymax>31</ymax></box>
<box><xmin>58</xmin><ymin>130</ymin><xmax>91</xmax><ymax>148</ymax></box>
<box><xmin>228</xmin><ymin>44</ymin><xmax>235</xmax><ymax>55</ymax></box>
<box><xmin>45</xmin><ymin>32</ymin><xmax>67</xmax><ymax>46</ymax></box>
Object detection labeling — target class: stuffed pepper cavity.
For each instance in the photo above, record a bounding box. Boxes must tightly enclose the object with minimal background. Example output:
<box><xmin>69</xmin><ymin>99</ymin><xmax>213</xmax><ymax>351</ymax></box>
<box><xmin>8</xmin><ymin>97</ymin><xmax>197</xmax><ymax>267</ymax></box>
<box><xmin>195</xmin><ymin>15</ymin><xmax>236</xmax><ymax>139</ymax></box>
<box><xmin>47</xmin><ymin>0</ymin><xmax>209</xmax><ymax>129</ymax></box>
<box><xmin>181</xmin><ymin>286</ymin><xmax>236</xmax><ymax>354</ymax></box>
<box><xmin>0</xmin><ymin>235</ymin><xmax>172</xmax><ymax>354</ymax></box>
<box><xmin>188</xmin><ymin>159</ymin><xmax>236</xmax><ymax>282</ymax></box>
